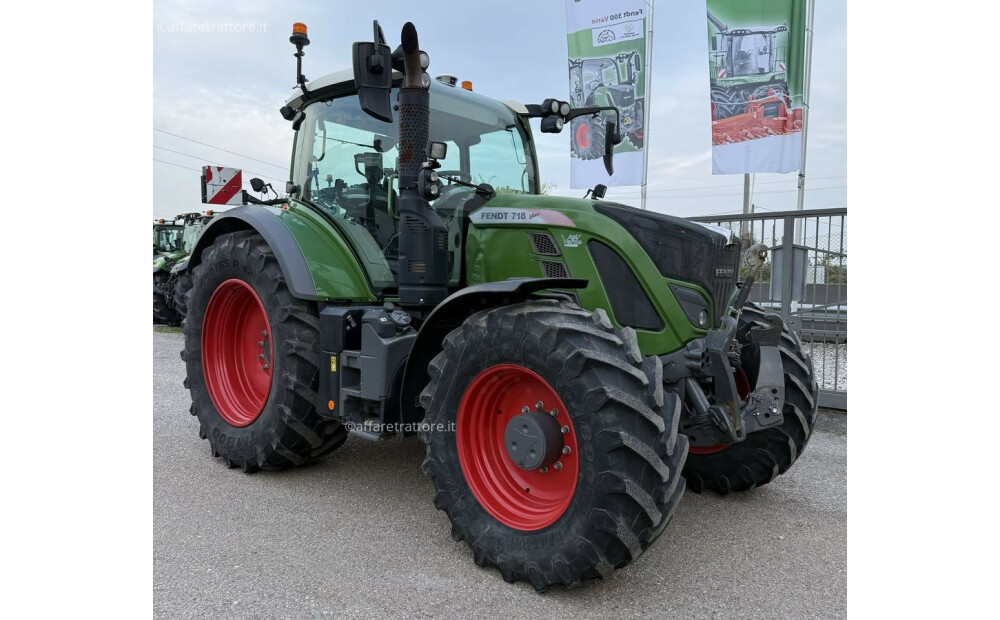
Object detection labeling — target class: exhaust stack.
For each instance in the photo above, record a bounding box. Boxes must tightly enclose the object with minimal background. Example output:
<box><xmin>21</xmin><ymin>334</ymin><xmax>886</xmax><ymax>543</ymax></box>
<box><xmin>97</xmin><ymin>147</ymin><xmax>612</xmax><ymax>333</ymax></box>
<box><xmin>393</xmin><ymin>23</ymin><xmax>449</xmax><ymax>307</ymax></box>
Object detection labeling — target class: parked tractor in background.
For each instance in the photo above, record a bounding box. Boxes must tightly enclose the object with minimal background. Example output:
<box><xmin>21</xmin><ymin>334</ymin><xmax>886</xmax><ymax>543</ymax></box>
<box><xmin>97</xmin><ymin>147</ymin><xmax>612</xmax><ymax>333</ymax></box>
<box><xmin>179</xmin><ymin>21</ymin><xmax>819</xmax><ymax>591</ymax></box>
<box><xmin>708</xmin><ymin>11</ymin><xmax>789</xmax><ymax>120</ymax></box>
<box><xmin>569</xmin><ymin>51</ymin><xmax>644</xmax><ymax>159</ymax></box>
<box><xmin>153</xmin><ymin>218</ymin><xmax>183</xmax><ymax>255</ymax></box>
<box><xmin>153</xmin><ymin>212</ymin><xmax>214</xmax><ymax>325</ymax></box>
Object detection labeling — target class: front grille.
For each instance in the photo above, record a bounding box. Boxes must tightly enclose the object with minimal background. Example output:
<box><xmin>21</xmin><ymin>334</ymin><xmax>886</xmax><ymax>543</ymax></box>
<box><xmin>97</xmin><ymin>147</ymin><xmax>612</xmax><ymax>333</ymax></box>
<box><xmin>539</xmin><ymin>260</ymin><xmax>569</xmax><ymax>278</ymax></box>
<box><xmin>593</xmin><ymin>202</ymin><xmax>740</xmax><ymax>323</ymax></box>
<box><xmin>529</xmin><ymin>233</ymin><xmax>560</xmax><ymax>256</ymax></box>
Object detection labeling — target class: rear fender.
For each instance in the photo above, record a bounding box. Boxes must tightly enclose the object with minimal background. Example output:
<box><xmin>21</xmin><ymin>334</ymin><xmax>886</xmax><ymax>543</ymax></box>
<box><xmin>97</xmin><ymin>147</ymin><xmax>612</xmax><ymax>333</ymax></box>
<box><xmin>188</xmin><ymin>207</ymin><xmax>317</xmax><ymax>299</ymax></box>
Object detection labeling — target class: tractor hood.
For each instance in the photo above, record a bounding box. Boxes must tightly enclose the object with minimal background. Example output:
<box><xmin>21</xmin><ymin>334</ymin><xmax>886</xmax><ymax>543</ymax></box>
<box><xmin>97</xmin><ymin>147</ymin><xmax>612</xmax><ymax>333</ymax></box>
<box><xmin>469</xmin><ymin>193</ymin><xmax>735</xmax><ymax>244</ymax></box>
<box><xmin>468</xmin><ymin>193</ymin><xmax>741</xmax><ymax>324</ymax></box>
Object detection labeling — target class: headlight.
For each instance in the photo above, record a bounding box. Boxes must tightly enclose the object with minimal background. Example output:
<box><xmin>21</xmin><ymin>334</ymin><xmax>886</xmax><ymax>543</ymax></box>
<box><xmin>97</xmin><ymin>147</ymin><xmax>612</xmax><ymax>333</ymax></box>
<box><xmin>670</xmin><ymin>284</ymin><xmax>713</xmax><ymax>330</ymax></box>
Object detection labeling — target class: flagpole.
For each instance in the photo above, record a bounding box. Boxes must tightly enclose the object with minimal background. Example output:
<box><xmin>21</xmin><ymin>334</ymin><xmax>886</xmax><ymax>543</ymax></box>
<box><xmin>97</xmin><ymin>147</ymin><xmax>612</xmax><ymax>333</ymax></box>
<box><xmin>795</xmin><ymin>0</ymin><xmax>815</xmax><ymax>242</ymax></box>
<box><xmin>640</xmin><ymin>0</ymin><xmax>654</xmax><ymax>210</ymax></box>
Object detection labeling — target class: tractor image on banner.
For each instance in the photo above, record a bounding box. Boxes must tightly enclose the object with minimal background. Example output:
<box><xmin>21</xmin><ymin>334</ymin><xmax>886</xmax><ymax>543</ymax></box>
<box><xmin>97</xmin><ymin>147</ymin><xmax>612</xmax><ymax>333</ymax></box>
<box><xmin>565</xmin><ymin>0</ymin><xmax>648</xmax><ymax>188</ymax></box>
<box><xmin>707</xmin><ymin>0</ymin><xmax>806</xmax><ymax>174</ymax></box>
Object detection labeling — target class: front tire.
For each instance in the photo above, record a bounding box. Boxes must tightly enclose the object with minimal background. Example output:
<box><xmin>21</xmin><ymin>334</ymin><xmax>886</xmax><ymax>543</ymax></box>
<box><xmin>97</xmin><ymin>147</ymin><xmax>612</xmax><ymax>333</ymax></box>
<box><xmin>182</xmin><ymin>231</ymin><xmax>347</xmax><ymax>472</ymax></box>
<box><xmin>626</xmin><ymin>100</ymin><xmax>644</xmax><ymax>149</ymax></box>
<box><xmin>420</xmin><ymin>300</ymin><xmax>687</xmax><ymax>591</ymax></box>
<box><xmin>153</xmin><ymin>271</ymin><xmax>181</xmax><ymax>326</ymax></box>
<box><xmin>173</xmin><ymin>270</ymin><xmax>192</xmax><ymax>320</ymax></box>
<box><xmin>683</xmin><ymin>304</ymin><xmax>819</xmax><ymax>494</ymax></box>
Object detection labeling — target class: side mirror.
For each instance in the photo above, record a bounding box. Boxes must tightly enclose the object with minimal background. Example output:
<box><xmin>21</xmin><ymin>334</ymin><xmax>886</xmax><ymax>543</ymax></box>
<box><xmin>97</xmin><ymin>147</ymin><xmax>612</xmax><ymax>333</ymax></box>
<box><xmin>249</xmin><ymin>177</ymin><xmax>265</xmax><ymax>193</ymax></box>
<box><xmin>603</xmin><ymin>120</ymin><xmax>619</xmax><ymax>176</ymax></box>
<box><xmin>374</xmin><ymin>135</ymin><xmax>397</xmax><ymax>153</ymax></box>
<box><xmin>352</xmin><ymin>22</ymin><xmax>393</xmax><ymax>122</ymax></box>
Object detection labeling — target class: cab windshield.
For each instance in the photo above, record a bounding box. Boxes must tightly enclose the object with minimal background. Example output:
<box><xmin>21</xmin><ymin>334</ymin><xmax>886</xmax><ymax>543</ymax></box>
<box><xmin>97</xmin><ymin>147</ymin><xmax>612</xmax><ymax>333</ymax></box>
<box><xmin>154</xmin><ymin>226</ymin><xmax>182</xmax><ymax>252</ymax></box>
<box><xmin>292</xmin><ymin>81</ymin><xmax>536</xmax><ymax>291</ymax></box>
<box><xmin>730</xmin><ymin>33</ymin><xmax>773</xmax><ymax>76</ymax></box>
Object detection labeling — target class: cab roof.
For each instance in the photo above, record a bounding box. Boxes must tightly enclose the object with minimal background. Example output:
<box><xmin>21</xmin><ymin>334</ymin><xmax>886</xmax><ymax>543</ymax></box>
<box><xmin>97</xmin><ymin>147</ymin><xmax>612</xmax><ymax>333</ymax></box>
<box><xmin>284</xmin><ymin>69</ymin><xmax>528</xmax><ymax>116</ymax></box>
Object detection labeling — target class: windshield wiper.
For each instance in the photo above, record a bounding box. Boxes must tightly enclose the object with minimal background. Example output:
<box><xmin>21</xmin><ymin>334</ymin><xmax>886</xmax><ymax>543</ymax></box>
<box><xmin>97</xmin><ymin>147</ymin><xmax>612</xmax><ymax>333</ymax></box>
<box><xmin>438</xmin><ymin>175</ymin><xmax>496</xmax><ymax>200</ymax></box>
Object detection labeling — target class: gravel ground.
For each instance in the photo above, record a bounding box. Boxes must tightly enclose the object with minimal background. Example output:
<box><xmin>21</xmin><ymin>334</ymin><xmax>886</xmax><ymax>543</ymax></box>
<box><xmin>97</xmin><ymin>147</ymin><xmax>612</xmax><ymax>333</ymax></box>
<box><xmin>154</xmin><ymin>330</ymin><xmax>847</xmax><ymax>619</ymax></box>
<box><xmin>804</xmin><ymin>342</ymin><xmax>847</xmax><ymax>391</ymax></box>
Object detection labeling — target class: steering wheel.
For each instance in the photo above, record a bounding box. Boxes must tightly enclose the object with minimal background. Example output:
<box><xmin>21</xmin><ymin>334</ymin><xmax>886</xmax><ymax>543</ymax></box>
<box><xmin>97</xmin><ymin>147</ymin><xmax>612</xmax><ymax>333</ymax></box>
<box><xmin>437</xmin><ymin>170</ymin><xmax>472</xmax><ymax>184</ymax></box>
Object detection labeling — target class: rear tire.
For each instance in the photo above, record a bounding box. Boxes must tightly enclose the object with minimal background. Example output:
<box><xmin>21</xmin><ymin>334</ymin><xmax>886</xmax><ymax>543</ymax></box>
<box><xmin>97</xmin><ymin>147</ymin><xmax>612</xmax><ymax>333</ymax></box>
<box><xmin>683</xmin><ymin>303</ymin><xmax>819</xmax><ymax>494</ymax></box>
<box><xmin>173</xmin><ymin>271</ymin><xmax>192</xmax><ymax>320</ymax></box>
<box><xmin>420</xmin><ymin>300</ymin><xmax>687</xmax><ymax>591</ymax></box>
<box><xmin>571</xmin><ymin>117</ymin><xmax>606</xmax><ymax>160</ymax></box>
<box><xmin>153</xmin><ymin>271</ymin><xmax>181</xmax><ymax>326</ymax></box>
<box><xmin>182</xmin><ymin>231</ymin><xmax>347</xmax><ymax>472</ymax></box>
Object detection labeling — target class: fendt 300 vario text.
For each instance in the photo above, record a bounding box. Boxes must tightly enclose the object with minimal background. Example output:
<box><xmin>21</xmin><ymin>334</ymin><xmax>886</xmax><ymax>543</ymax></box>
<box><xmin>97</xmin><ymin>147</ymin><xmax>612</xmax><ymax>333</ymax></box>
<box><xmin>180</xmin><ymin>21</ymin><xmax>819</xmax><ymax>591</ymax></box>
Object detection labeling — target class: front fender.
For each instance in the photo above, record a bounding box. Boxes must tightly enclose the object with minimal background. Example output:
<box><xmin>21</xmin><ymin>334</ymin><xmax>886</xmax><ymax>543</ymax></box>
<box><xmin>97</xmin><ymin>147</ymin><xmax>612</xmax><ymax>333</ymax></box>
<box><xmin>399</xmin><ymin>277</ymin><xmax>587</xmax><ymax>426</ymax></box>
<box><xmin>169</xmin><ymin>257</ymin><xmax>190</xmax><ymax>276</ymax></box>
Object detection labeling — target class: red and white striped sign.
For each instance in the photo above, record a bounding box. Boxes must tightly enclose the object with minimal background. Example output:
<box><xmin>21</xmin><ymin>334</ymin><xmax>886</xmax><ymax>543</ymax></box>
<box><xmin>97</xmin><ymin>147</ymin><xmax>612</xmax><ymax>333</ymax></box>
<box><xmin>202</xmin><ymin>166</ymin><xmax>243</xmax><ymax>205</ymax></box>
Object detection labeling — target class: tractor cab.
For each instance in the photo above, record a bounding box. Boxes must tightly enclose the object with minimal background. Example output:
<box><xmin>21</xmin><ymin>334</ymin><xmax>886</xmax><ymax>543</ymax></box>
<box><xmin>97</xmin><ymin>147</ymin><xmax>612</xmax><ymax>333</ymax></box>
<box><xmin>570</xmin><ymin>53</ymin><xmax>640</xmax><ymax>110</ymax></box>
<box><xmin>727</xmin><ymin>30</ymin><xmax>775</xmax><ymax>76</ymax></box>
<box><xmin>715</xmin><ymin>26</ymin><xmax>788</xmax><ymax>80</ymax></box>
<box><xmin>153</xmin><ymin>222</ymin><xmax>183</xmax><ymax>254</ymax></box>
<box><xmin>288</xmin><ymin>74</ymin><xmax>537</xmax><ymax>289</ymax></box>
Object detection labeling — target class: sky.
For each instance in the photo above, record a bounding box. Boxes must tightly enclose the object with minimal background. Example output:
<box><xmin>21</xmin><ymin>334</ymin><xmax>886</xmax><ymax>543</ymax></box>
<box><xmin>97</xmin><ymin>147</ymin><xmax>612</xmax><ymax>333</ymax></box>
<box><xmin>153</xmin><ymin>0</ymin><xmax>846</xmax><ymax>220</ymax></box>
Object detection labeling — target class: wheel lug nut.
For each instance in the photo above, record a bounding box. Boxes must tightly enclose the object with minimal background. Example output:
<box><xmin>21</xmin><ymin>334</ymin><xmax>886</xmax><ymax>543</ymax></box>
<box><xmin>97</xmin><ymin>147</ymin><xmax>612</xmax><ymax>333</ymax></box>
<box><xmin>550</xmin><ymin>408</ymin><xmax>559</xmax><ymax>417</ymax></box>
<box><xmin>539</xmin><ymin>466</ymin><xmax>548</xmax><ymax>474</ymax></box>
<box><xmin>262</xmin><ymin>363</ymin><xmax>269</xmax><ymax>370</ymax></box>
<box><xmin>561</xmin><ymin>425</ymin><xmax>570</xmax><ymax>434</ymax></box>
<box><xmin>258</xmin><ymin>354</ymin><xmax>265</xmax><ymax>360</ymax></box>
<box><xmin>521</xmin><ymin>406</ymin><xmax>530</xmax><ymax>414</ymax></box>
<box><xmin>553</xmin><ymin>462</ymin><xmax>563</xmax><ymax>471</ymax></box>
<box><xmin>257</xmin><ymin>341</ymin><xmax>264</xmax><ymax>347</ymax></box>
<box><xmin>261</xmin><ymin>331</ymin><xmax>267</xmax><ymax>337</ymax></box>
<box><xmin>562</xmin><ymin>446</ymin><xmax>572</xmax><ymax>455</ymax></box>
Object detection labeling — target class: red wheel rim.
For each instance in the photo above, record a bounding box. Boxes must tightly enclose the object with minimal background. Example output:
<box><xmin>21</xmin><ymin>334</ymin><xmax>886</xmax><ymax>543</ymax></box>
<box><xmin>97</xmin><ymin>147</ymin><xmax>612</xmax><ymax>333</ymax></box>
<box><xmin>457</xmin><ymin>364</ymin><xmax>579</xmax><ymax>531</ymax></box>
<box><xmin>201</xmin><ymin>279</ymin><xmax>273</xmax><ymax>427</ymax></box>
<box><xmin>576</xmin><ymin>122</ymin><xmax>591</xmax><ymax>149</ymax></box>
<box><xmin>689</xmin><ymin>368</ymin><xmax>752</xmax><ymax>455</ymax></box>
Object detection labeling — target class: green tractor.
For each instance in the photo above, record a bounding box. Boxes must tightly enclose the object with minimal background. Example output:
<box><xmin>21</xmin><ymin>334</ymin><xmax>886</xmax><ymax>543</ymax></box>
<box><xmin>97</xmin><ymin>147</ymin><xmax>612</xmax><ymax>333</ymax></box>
<box><xmin>180</xmin><ymin>21</ymin><xmax>818</xmax><ymax>591</ymax></box>
<box><xmin>153</xmin><ymin>212</ymin><xmax>213</xmax><ymax>325</ymax></box>
<box><xmin>569</xmin><ymin>51</ymin><xmax>644</xmax><ymax>159</ymax></box>
<box><xmin>708</xmin><ymin>11</ymin><xmax>789</xmax><ymax>119</ymax></box>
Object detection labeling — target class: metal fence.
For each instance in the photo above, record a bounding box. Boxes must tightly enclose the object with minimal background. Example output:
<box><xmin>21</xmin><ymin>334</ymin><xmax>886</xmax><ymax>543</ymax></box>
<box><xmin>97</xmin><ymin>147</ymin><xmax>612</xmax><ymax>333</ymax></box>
<box><xmin>690</xmin><ymin>207</ymin><xmax>847</xmax><ymax>410</ymax></box>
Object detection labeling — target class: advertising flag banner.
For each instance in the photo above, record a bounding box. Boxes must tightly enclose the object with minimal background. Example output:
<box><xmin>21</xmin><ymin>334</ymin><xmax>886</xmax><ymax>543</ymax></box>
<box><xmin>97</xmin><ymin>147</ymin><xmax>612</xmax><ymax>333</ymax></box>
<box><xmin>565</xmin><ymin>0</ymin><xmax>648</xmax><ymax>188</ymax></box>
<box><xmin>707</xmin><ymin>0</ymin><xmax>806</xmax><ymax>174</ymax></box>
